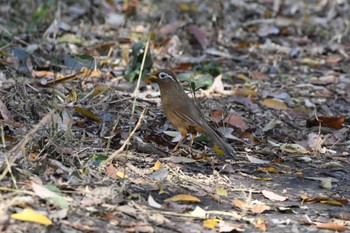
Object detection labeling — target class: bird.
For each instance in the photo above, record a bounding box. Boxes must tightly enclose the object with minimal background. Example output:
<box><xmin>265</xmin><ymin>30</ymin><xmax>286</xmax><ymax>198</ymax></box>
<box><xmin>145</xmin><ymin>69</ymin><xmax>235</xmax><ymax>157</ymax></box>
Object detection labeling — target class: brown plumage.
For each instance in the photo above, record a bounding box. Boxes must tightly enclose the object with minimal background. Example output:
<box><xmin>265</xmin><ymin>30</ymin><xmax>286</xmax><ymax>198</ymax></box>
<box><xmin>145</xmin><ymin>69</ymin><xmax>235</xmax><ymax>157</ymax></box>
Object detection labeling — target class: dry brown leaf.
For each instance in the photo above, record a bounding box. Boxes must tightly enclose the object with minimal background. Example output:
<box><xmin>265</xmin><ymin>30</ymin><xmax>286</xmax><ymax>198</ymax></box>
<box><xmin>255</xmin><ymin>218</ymin><xmax>267</xmax><ymax>231</ymax></box>
<box><xmin>325</xmin><ymin>56</ymin><xmax>342</xmax><ymax>64</ymax></box>
<box><xmin>261</xmin><ymin>190</ymin><xmax>287</xmax><ymax>201</ymax></box>
<box><xmin>251</xmin><ymin>204</ymin><xmax>271</xmax><ymax>214</ymax></box>
<box><xmin>105</xmin><ymin>163</ymin><xmax>118</xmax><ymax>179</ymax></box>
<box><xmin>310</xmin><ymin>75</ymin><xmax>338</xmax><ymax>85</ymax></box>
<box><xmin>188</xmin><ymin>24</ymin><xmax>208</xmax><ymax>49</ymax></box>
<box><xmin>232</xmin><ymin>88</ymin><xmax>259</xmax><ymax>97</ymax></box>
<box><xmin>224</xmin><ymin>114</ymin><xmax>247</xmax><ymax>130</ymax></box>
<box><xmin>315</xmin><ymin>222</ymin><xmax>348</xmax><ymax>232</ymax></box>
<box><xmin>159</xmin><ymin>21</ymin><xmax>185</xmax><ymax>35</ymax></box>
<box><xmin>306</xmin><ymin>116</ymin><xmax>345</xmax><ymax>129</ymax></box>
<box><xmin>232</xmin><ymin>200</ymin><xmax>248</xmax><ymax>210</ymax></box>
<box><xmin>165</xmin><ymin>194</ymin><xmax>201</xmax><ymax>203</ymax></box>
<box><xmin>261</xmin><ymin>98</ymin><xmax>288</xmax><ymax>110</ymax></box>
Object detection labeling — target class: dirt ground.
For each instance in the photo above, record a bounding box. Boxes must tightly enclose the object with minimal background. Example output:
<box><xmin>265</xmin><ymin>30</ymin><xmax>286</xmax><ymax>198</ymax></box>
<box><xmin>0</xmin><ymin>0</ymin><xmax>349</xmax><ymax>232</ymax></box>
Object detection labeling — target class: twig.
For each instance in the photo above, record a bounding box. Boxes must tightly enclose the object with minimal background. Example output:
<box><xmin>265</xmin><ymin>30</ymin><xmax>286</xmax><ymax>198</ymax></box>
<box><xmin>0</xmin><ymin>109</ymin><xmax>57</xmax><ymax>181</ymax></box>
<box><xmin>102</xmin><ymin>108</ymin><xmax>146</xmax><ymax>164</ymax></box>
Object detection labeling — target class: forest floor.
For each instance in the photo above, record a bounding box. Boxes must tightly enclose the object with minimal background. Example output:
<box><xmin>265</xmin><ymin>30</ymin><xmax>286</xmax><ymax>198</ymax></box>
<box><xmin>0</xmin><ymin>0</ymin><xmax>349</xmax><ymax>232</ymax></box>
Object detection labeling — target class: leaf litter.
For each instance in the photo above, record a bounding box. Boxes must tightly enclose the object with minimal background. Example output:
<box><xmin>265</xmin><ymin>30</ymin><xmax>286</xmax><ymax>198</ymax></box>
<box><xmin>0</xmin><ymin>0</ymin><xmax>350</xmax><ymax>232</ymax></box>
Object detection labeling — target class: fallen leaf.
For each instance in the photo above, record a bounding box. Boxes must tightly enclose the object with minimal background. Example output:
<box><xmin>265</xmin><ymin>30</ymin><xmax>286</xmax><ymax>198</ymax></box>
<box><xmin>325</xmin><ymin>56</ymin><xmax>342</xmax><ymax>64</ymax></box>
<box><xmin>73</xmin><ymin>106</ymin><xmax>103</xmax><ymax>123</ymax></box>
<box><xmin>218</xmin><ymin>221</ymin><xmax>245</xmax><ymax>232</ymax></box>
<box><xmin>232</xmin><ymin>200</ymin><xmax>248</xmax><ymax>210</ymax></box>
<box><xmin>246</xmin><ymin>155</ymin><xmax>270</xmax><ymax>164</ymax></box>
<box><xmin>301</xmin><ymin>57</ymin><xmax>324</xmax><ymax>66</ymax></box>
<box><xmin>190</xmin><ymin>206</ymin><xmax>206</xmax><ymax>218</ymax></box>
<box><xmin>255</xmin><ymin>217</ymin><xmax>267</xmax><ymax>231</ymax></box>
<box><xmin>188</xmin><ymin>24</ymin><xmax>208</xmax><ymax>49</ymax></box>
<box><xmin>169</xmin><ymin>156</ymin><xmax>196</xmax><ymax>163</ymax></box>
<box><xmin>11</xmin><ymin>208</ymin><xmax>52</xmax><ymax>225</ymax></box>
<box><xmin>216</xmin><ymin>188</ymin><xmax>228</xmax><ymax>197</ymax></box>
<box><xmin>31</xmin><ymin>182</ymin><xmax>68</xmax><ymax>209</ymax></box>
<box><xmin>261</xmin><ymin>98</ymin><xmax>288</xmax><ymax>110</ymax></box>
<box><xmin>105</xmin><ymin>163</ymin><xmax>118</xmax><ymax>179</ymax></box>
<box><xmin>203</xmin><ymin>219</ymin><xmax>219</xmax><ymax>229</ymax></box>
<box><xmin>251</xmin><ymin>204</ymin><xmax>271</xmax><ymax>214</ymax></box>
<box><xmin>310</xmin><ymin>75</ymin><xmax>338</xmax><ymax>85</ymax></box>
<box><xmin>224</xmin><ymin>114</ymin><xmax>247</xmax><ymax>130</ymax></box>
<box><xmin>149</xmin><ymin>167</ymin><xmax>169</xmax><ymax>181</ymax></box>
<box><xmin>280</xmin><ymin>143</ymin><xmax>309</xmax><ymax>154</ymax></box>
<box><xmin>0</xmin><ymin>99</ymin><xmax>14</xmax><ymax>121</ymax></box>
<box><xmin>307</xmin><ymin>133</ymin><xmax>327</xmax><ymax>153</ymax></box>
<box><xmin>232</xmin><ymin>88</ymin><xmax>259</xmax><ymax>97</ymax></box>
<box><xmin>159</xmin><ymin>21</ymin><xmax>185</xmax><ymax>35</ymax></box>
<box><xmin>262</xmin><ymin>119</ymin><xmax>279</xmax><ymax>132</ymax></box>
<box><xmin>165</xmin><ymin>194</ymin><xmax>201</xmax><ymax>203</ymax></box>
<box><xmin>261</xmin><ymin>190</ymin><xmax>288</xmax><ymax>201</ymax></box>
<box><xmin>116</xmin><ymin>171</ymin><xmax>128</xmax><ymax>179</ymax></box>
<box><xmin>148</xmin><ymin>195</ymin><xmax>162</xmax><ymax>209</ymax></box>
<box><xmin>306</xmin><ymin>116</ymin><xmax>345</xmax><ymax>129</ymax></box>
<box><xmin>315</xmin><ymin>222</ymin><xmax>348</xmax><ymax>232</ymax></box>
<box><xmin>150</xmin><ymin>160</ymin><xmax>162</xmax><ymax>171</ymax></box>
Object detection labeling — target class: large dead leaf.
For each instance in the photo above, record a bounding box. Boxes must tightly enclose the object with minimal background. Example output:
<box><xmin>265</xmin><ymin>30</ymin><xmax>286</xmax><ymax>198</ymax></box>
<box><xmin>306</xmin><ymin>116</ymin><xmax>345</xmax><ymax>129</ymax></box>
<box><xmin>315</xmin><ymin>222</ymin><xmax>348</xmax><ymax>232</ymax></box>
<box><xmin>261</xmin><ymin>98</ymin><xmax>288</xmax><ymax>110</ymax></box>
<box><xmin>73</xmin><ymin>106</ymin><xmax>103</xmax><ymax>122</ymax></box>
<box><xmin>165</xmin><ymin>194</ymin><xmax>201</xmax><ymax>203</ymax></box>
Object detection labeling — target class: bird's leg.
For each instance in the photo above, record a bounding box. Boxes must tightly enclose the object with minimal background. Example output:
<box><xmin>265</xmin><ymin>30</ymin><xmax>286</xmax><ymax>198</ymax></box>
<box><xmin>173</xmin><ymin>134</ymin><xmax>186</xmax><ymax>152</ymax></box>
<box><xmin>188</xmin><ymin>133</ymin><xmax>196</xmax><ymax>146</ymax></box>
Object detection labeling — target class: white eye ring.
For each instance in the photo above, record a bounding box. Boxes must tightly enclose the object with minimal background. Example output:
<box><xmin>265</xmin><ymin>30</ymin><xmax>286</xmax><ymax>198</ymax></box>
<box><xmin>159</xmin><ymin>72</ymin><xmax>171</xmax><ymax>79</ymax></box>
<box><xmin>158</xmin><ymin>72</ymin><xmax>175</xmax><ymax>82</ymax></box>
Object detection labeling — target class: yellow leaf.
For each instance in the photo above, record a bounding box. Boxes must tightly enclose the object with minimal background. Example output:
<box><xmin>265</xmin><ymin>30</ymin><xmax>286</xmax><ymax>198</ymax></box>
<box><xmin>254</xmin><ymin>177</ymin><xmax>273</xmax><ymax>181</ymax></box>
<box><xmin>232</xmin><ymin>88</ymin><xmax>259</xmax><ymax>97</ymax></box>
<box><xmin>255</xmin><ymin>217</ymin><xmax>267</xmax><ymax>231</ymax></box>
<box><xmin>257</xmin><ymin>167</ymin><xmax>279</xmax><ymax>173</ymax></box>
<box><xmin>151</xmin><ymin>160</ymin><xmax>162</xmax><ymax>171</ymax></box>
<box><xmin>301</xmin><ymin>58</ymin><xmax>323</xmax><ymax>66</ymax></box>
<box><xmin>203</xmin><ymin>219</ymin><xmax>219</xmax><ymax>229</ymax></box>
<box><xmin>215</xmin><ymin>187</ymin><xmax>228</xmax><ymax>196</ymax></box>
<box><xmin>261</xmin><ymin>98</ymin><xmax>288</xmax><ymax>110</ymax></box>
<box><xmin>320</xmin><ymin>200</ymin><xmax>343</xmax><ymax>206</ymax></box>
<box><xmin>81</xmin><ymin>68</ymin><xmax>102</xmax><ymax>78</ymax></box>
<box><xmin>91</xmin><ymin>86</ymin><xmax>111</xmax><ymax>98</ymax></box>
<box><xmin>236</xmin><ymin>73</ymin><xmax>249</xmax><ymax>81</ymax></box>
<box><xmin>165</xmin><ymin>194</ymin><xmax>201</xmax><ymax>203</ymax></box>
<box><xmin>280</xmin><ymin>143</ymin><xmax>309</xmax><ymax>154</ymax></box>
<box><xmin>66</xmin><ymin>87</ymin><xmax>78</xmax><ymax>102</ymax></box>
<box><xmin>73</xmin><ymin>106</ymin><xmax>102</xmax><ymax>122</ymax></box>
<box><xmin>213</xmin><ymin>145</ymin><xmax>225</xmax><ymax>156</ymax></box>
<box><xmin>11</xmin><ymin>208</ymin><xmax>52</xmax><ymax>225</ymax></box>
<box><xmin>116</xmin><ymin>172</ymin><xmax>128</xmax><ymax>178</ymax></box>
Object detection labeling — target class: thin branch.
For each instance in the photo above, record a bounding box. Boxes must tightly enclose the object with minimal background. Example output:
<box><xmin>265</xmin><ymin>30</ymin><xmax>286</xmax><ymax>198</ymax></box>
<box><xmin>102</xmin><ymin>108</ymin><xmax>146</xmax><ymax>164</ymax></box>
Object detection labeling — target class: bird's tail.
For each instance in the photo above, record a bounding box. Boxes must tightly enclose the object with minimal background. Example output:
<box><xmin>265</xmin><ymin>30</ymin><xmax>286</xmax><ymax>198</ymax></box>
<box><xmin>201</xmin><ymin>124</ymin><xmax>235</xmax><ymax>157</ymax></box>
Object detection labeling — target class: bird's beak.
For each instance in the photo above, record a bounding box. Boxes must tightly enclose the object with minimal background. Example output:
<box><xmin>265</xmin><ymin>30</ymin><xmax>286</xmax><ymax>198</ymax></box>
<box><xmin>145</xmin><ymin>73</ymin><xmax>158</xmax><ymax>84</ymax></box>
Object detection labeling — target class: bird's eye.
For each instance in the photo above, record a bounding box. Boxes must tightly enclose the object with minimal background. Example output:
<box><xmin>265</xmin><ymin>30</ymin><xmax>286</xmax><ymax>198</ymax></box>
<box><xmin>159</xmin><ymin>72</ymin><xmax>169</xmax><ymax>79</ymax></box>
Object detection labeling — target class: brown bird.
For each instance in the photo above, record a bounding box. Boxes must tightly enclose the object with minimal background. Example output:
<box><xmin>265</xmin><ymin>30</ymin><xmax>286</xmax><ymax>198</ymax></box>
<box><xmin>145</xmin><ymin>69</ymin><xmax>235</xmax><ymax>157</ymax></box>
